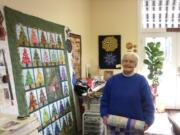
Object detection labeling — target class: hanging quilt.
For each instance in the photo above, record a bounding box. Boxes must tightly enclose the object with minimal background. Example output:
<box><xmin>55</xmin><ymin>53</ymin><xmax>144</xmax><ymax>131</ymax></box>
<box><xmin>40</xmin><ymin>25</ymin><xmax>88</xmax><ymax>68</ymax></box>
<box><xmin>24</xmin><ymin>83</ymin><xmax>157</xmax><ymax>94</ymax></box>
<box><xmin>99</xmin><ymin>35</ymin><xmax>121</xmax><ymax>69</ymax></box>
<box><xmin>4</xmin><ymin>7</ymin><xmax>76</xmax><ymax>135</ymax></box>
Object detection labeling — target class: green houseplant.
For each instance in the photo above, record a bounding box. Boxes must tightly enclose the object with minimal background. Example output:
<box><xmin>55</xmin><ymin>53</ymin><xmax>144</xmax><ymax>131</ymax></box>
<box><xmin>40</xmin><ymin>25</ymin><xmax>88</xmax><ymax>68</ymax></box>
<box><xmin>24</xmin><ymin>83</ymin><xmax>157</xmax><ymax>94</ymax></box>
<box><xmin>143</xmin><ymin>42</ymin><xmax>164</xmax><ymax>102</ymax></box>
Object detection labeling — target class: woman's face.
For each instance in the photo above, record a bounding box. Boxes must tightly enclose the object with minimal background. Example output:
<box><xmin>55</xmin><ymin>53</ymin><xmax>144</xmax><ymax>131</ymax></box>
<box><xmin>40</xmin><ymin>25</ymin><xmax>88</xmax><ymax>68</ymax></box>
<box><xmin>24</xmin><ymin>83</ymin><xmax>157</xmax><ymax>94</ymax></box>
<box><xmin>122</xmin><ymin>56</ymin><xmax>136</xmax><ymax>75</ymax></box>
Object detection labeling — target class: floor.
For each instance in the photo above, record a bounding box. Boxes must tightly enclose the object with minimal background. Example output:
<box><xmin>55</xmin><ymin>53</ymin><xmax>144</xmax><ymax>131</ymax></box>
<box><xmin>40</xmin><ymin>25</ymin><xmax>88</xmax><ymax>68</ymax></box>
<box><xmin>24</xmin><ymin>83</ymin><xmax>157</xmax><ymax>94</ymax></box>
<box><xmin>77</xmin><ymin>131</ymin><xmax>82</xmax><ymax>135</ymax></box>
<box><xmin>168</xmin><ymin>110</ymin><xmax>180</xmax><ymax>135</ymax></box>
<box><xmin>77</xmin><ymin>113</ymin><xmax>173</xmax><ymax>135</ymax></box>
<box><xmin>145</xmin><ymin>112</ymin><xmax>173</xmax><ymax>135</ymax></box>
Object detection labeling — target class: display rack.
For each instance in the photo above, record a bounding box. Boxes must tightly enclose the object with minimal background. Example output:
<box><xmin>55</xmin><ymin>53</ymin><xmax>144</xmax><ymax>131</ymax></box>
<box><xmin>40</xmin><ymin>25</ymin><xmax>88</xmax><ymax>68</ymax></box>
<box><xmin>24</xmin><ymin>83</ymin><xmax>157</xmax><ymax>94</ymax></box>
<box><xmin>82</xmin><ymin>112</ymin><xmax>104</xmax><ymax>135</ymax></box>
<box><xmin>82</xmin><ymin>83</ymin><xmax>106</xmax><ymax>135</ymax></box>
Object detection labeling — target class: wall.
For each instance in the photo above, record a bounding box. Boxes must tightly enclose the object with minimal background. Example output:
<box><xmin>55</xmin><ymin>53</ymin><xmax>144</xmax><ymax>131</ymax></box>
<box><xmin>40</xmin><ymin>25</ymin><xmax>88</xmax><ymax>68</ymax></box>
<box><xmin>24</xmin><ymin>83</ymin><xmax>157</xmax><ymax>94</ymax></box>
<box><xmin>0</xmin><ymin>1</ymin><xmax>92</xmax><ymax>124</ymax></box>
<box><xmin>0</xmin><ymin>0</ymin><xmax>139</xmax><ymax>76</ymax></box>
<box><xmin>91</xmin><ymin>0</ymin><xmax>138</xmax><ymax>75</ymax></box>
<box><xmin>0</xmin><ymin>0</ymin><xmax>91</xmax><ymax>78</ymax></box>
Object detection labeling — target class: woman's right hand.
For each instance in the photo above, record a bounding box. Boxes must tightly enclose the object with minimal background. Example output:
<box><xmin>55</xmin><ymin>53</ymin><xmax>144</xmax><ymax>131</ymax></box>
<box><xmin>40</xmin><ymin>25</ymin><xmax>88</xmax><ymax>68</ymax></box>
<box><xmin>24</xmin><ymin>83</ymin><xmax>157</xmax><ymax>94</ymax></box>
<box><xmin>103</xmin><ymin>115</ymin><xmax>108</xmax><ymax>125</ymax></box>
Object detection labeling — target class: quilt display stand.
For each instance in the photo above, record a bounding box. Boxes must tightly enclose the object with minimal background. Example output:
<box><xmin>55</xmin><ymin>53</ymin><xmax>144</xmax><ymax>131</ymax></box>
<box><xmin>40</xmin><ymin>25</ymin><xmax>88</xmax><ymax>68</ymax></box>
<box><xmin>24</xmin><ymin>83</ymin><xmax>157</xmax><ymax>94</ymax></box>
<box><xmin>3</xmin><ymin>6</ymin><xmax>77</xmax><ymax>135</ymax></box>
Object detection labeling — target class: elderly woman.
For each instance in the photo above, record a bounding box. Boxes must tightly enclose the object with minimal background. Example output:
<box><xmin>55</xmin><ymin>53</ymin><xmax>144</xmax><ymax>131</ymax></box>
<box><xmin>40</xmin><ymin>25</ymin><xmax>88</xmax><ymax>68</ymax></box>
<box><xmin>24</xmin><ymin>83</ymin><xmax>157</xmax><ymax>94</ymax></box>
<box><xmin>100</xmin><ymin>52</ymin><xmax>155</xmax><ymax>135</ymax></box>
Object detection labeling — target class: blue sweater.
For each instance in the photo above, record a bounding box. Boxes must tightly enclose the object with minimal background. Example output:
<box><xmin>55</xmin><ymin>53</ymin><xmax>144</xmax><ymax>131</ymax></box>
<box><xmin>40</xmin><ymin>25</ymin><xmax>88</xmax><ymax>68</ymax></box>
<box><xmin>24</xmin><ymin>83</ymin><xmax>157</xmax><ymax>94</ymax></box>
<box><xmin>100</xmin><ymin>73</ymin><xmax>155</xmax><ymax>126</ymax></box>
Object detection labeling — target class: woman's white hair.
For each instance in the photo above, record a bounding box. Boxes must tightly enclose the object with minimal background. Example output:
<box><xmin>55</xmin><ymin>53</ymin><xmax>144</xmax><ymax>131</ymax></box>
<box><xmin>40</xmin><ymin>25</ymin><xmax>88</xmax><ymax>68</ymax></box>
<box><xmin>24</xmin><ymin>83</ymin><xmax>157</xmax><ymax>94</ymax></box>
<box><xmin>121</xmin><ymin>52</ymin><xmax>139</xmax><ymax>66</ymax></box>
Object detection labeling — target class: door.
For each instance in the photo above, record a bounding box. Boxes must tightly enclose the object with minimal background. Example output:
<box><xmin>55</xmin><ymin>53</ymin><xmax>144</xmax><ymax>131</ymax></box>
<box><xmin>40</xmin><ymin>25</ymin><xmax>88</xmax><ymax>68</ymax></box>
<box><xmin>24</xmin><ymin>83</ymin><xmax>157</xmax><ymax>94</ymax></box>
<box><xmin>141</xmin><ymin>33</ymin><xmax>180</xmax><ymax>109</ymax></box>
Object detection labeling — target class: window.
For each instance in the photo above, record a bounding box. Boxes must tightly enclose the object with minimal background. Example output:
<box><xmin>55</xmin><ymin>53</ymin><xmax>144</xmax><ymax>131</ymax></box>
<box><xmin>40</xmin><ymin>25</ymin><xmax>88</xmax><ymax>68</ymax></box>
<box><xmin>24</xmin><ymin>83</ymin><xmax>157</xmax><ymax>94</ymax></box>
<box><xmin>142</xmin><ymin>0</ymin><xmax>180</xmax><ymax>29</ymax></box>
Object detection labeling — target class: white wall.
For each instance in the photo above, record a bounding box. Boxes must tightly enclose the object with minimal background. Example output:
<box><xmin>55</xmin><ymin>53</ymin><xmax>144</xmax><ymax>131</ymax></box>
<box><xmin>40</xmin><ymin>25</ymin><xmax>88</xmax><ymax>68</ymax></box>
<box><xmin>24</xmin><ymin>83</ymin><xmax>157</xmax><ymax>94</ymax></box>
<box><xmin>0</xmin><ymin>0</ymin><xmax>139</xmax><ymax>76</ymax></box>
<box><xmin>0</xmin><ymin>0</ymin><xmax>92</xmax><ymax>122</ymax></box>
<box><xmin>0</xmin><ymin>0</ymin><xmax>92</xmax><ymax>77</ymax></box>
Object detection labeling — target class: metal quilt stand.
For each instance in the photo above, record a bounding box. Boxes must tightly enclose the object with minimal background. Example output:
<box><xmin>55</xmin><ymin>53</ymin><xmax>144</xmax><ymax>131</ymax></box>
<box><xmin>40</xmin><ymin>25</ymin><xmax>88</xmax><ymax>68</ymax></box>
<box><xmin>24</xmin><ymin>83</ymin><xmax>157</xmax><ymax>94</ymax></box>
<box><xmin>82</xmin><ymin>84</ymin><xmax>106</xmax><ymax>135</ymax></box>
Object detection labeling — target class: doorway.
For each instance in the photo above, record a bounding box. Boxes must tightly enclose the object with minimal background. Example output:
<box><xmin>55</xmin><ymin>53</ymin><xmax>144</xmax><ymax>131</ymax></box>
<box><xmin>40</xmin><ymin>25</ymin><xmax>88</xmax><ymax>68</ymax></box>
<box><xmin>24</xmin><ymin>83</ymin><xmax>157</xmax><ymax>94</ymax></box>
<box><xmin>141</xmin><ymin>32</ymin><xmax>180</xmax><ymax>109</ymax></box>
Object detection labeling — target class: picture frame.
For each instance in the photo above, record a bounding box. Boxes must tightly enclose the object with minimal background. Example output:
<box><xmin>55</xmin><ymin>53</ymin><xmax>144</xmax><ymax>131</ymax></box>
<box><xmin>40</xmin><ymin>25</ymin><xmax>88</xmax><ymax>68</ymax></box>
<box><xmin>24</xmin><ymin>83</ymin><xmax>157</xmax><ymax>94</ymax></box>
<box><xmin>69</xmin><ymin>33</ymin><xmax>81</xmax><ymax>80</ymax></box>
<box><xmin>99</xmin><ymin>35</ymin><xmax>121</xmax><ymax>69</ymax></box>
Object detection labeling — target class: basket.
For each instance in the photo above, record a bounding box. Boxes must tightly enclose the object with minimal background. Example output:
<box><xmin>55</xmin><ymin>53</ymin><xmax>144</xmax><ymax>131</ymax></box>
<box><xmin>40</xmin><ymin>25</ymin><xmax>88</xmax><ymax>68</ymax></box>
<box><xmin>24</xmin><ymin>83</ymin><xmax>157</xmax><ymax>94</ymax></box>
<box><xmin>82</xmin><ymin>91</ymin><xmax>102</xmax><ymax>112</ymax></box>
<box><xmin>82</xmin><ymin>91</ymin><xmax>102</xmax><ymax>104</ymax></box>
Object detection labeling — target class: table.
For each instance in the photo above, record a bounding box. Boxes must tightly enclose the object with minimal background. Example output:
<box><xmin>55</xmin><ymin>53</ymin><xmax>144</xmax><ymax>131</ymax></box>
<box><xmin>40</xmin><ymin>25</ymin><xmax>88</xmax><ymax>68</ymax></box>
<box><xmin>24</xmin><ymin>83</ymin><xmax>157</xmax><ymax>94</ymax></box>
<box><xmin>0</xmin><ymin>113</ymin><xmax>39</xmax><ymax>135</ymax></box>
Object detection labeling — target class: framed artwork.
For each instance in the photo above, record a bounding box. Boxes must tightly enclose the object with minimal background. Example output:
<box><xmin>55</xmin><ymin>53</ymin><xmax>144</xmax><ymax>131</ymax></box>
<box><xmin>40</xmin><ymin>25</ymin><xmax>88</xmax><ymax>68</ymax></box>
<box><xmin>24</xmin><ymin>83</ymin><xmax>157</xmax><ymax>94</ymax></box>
<box><xmin>0</xmin><ymin>9</ymin><xmax>7</xmax><ymax>42</ymax></box>
<box><xmin>69</xmin><ymin>33</ymin><xmax>81</xmax><ymax>80</ymax></box>
<box><xmin>99</xmin><ymin>35</ymin><xmax>121</xmax><ymax>69</ymax></box>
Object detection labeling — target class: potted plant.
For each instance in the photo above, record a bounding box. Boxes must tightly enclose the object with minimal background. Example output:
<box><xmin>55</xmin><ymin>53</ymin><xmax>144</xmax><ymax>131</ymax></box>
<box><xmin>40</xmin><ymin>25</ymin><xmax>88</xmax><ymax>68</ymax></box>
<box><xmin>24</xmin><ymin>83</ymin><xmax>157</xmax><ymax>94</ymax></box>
<box><xmin>143</xmin><ymin>42</ymin><xmax>164</xmax><ymax>102</ymax></box>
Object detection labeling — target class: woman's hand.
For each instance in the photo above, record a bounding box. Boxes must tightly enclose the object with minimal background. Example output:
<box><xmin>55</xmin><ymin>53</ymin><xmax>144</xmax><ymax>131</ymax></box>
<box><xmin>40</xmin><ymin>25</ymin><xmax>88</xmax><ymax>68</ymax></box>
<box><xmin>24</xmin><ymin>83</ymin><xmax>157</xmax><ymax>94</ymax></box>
<box><xmin>144</xmin><ymin>123</ymin><xmax>149</xmax><ymax>131</ymax></box>
<box><xmin>102</xmin><ymin>116</ymin><xmax>108</xmax><ymax>125</ymax></box>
